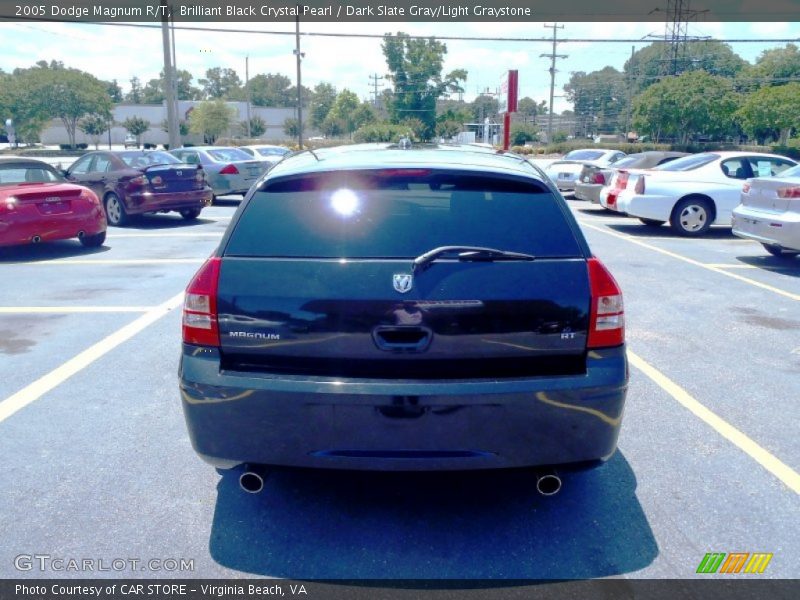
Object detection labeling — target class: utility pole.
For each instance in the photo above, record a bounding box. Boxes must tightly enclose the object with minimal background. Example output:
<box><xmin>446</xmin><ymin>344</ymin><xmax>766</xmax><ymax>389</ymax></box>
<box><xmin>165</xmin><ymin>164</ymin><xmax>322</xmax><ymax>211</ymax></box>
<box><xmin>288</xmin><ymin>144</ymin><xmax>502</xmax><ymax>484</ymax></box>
<box><xmin>160</xmin><ymin>0</ymin><xmax>180</xmax><ymax>150</ymax></box>
<box><xmin>293</xmin><ymin>9</ymin><xmax>304</xmax><ymax>148</ymax></box>
<box><xmin>368</xmin><ymin>73</ymin><xmax>384</xmax><ymax>108</ymax></box>
<box><xmin>625</xmin><ymin>45</ymin><xmax>635</xmax><ymax>140</ymax></box>
<box><xmin>540</xmin><ymin>23</ymin><xmax>567</xmax><ymax>144</ymax></box>
<box><xmin>245</xmin><ymin>56</ymin><xmax>252</xmax><ymax>138</ymax></box>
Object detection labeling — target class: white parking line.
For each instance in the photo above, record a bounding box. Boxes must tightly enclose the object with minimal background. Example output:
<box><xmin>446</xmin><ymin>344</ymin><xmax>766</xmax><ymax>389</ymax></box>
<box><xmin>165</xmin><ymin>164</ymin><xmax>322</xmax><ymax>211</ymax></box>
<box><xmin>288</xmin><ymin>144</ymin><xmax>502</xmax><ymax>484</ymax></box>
<box><xmin>0</xmin><ymin>292</ymin><xmax>184</xmax><ymax>424</ymax></box>
<box><xmin>0</xmin><ymin>307</ymin><xmax>153</xmax><ymax>314</ymax></box>
<box><xmin>107</xmin><ymin>233</ymin><xmax>224</xmax><ymax>238</ymax></box>
<box><xmin>580</xmin><ymin>222</ymin><xmax>800</xmax><ymax>302</ymax></box>
<box><xmin>628</xmin><ymin>350</ymin><xmax>800</xmax><ymax>495</ymax></box>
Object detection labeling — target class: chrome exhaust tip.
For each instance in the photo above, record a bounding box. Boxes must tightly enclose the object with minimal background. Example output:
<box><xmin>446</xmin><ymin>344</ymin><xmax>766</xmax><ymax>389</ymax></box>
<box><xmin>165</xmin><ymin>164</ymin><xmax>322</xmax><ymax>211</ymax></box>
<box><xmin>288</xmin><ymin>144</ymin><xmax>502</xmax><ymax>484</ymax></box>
<box><xmin>536</xmin><ymin>470</ymin><xmax>562</xmax><ymax>496</ymax></box>
<box><xmin>31</xmin><ymin>235</ymin><xmax>41</xmax><ymax>244</ymax></box>
<box><xmin>239</xmin><ymin>465</ymin><xmax>268</xmax><ymax>494</ymax></box>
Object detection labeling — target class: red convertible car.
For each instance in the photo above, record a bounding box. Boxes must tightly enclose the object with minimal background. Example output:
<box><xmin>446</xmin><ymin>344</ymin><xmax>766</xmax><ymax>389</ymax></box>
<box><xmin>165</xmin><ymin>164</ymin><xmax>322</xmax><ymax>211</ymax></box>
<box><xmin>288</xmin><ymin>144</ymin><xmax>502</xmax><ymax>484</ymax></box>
<box><xmin>0</xmin><ymin>158</ymin><xmax>106</xmax><ymax>248</ymax></box>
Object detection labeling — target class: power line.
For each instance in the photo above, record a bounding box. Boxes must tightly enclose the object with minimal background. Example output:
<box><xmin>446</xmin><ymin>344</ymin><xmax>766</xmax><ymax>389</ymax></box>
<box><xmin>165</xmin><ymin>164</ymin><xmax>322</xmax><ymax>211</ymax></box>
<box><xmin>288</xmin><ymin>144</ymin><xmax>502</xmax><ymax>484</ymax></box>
<box><xmin>2</xmin><ymin>17</ymin><xmax>799</xmax><ymax>44</ymax></box>
<box><xmin>368</xmin><ymin>73</ymin><xmax>384</xmax><ymax>107</ymax></box>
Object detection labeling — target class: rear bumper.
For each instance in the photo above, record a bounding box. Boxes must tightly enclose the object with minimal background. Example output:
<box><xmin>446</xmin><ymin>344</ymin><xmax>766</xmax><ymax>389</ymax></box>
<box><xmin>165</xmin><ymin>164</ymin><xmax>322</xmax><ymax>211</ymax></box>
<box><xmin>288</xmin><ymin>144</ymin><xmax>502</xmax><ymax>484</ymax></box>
<box><xmin>179</xmin><ymin>345</ymin><xmax>629</xmax><ymax>471</ymax></box>
<box><xmin>0</xmin><ymin>206</ymin><xmax>105</xmax><ymax>247</ymax></box>
<box><xmin>574</xmin><ymin>182</ymin><xmax>602</xmax><ymax>203</ymax></box>
<box><xmin>732</xmin><ymin>206</ymin><xmax>800</xmax><ymax>252</ymax></box>
<box><xmin>126</xmin><ymin>188</ymin><xmax>212</xmax><ymax>215</ymax></box>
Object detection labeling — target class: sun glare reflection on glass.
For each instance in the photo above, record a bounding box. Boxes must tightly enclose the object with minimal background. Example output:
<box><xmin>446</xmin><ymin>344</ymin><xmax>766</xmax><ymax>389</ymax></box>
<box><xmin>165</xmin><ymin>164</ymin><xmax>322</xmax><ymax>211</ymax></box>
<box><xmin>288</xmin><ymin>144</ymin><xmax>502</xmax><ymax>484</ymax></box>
<box><xmin>331</xmin><ymin>188</ymin><xmax>359</xmax><ymax>216</ymax></box>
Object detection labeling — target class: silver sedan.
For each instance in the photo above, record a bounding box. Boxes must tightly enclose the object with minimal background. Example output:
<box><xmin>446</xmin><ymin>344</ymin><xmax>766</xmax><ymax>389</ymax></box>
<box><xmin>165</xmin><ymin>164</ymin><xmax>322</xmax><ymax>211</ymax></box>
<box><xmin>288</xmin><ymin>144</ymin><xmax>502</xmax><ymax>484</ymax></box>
<box><xmin>169</xmin><ymin>146</ymin><xmax>269</xmax><ymax>200</ymax></box>
<box><xmin>732</xmin><ymin>164</ymin><xmax>800</xmax><ymax>257</ymax></box>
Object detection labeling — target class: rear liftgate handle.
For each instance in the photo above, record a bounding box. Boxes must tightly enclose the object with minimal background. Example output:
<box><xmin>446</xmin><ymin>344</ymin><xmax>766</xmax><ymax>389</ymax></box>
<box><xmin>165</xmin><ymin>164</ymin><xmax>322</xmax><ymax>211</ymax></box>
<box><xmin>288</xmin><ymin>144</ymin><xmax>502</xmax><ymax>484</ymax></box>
<box><xmin>371</xmin><ymin>326</ymin><xmax>433</xmax><ymax>353</ymax></box>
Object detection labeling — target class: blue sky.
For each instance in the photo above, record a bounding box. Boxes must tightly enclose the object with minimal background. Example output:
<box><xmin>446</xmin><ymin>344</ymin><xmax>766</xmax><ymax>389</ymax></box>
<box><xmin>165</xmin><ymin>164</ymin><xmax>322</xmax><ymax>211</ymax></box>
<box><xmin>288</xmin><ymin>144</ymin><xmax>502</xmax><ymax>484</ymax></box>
<box><xmin>1</xmin><ymin>20</ymin><xmax>798</xmax><ymax>112</ymax></box>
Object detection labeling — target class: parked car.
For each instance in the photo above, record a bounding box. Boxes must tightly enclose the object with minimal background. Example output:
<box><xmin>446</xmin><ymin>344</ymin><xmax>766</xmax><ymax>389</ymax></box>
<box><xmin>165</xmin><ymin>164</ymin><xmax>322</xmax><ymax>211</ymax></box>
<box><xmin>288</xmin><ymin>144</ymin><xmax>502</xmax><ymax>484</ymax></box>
<box><xmin>544</xmin><ymin>148</ymin><xmax>627</xmax><ymax>193</ymax></box>
<box><xmin>123</xmin><ymin>134</ymin><xmax>138</xmax><ymax>149</ymax></box>
<box><xmin>238</xmin><ymin>144</ymin><xmax>291</xmax><ymax>168</ymax></box>
<box><xmin>179</xmin><ymin>143</ymin><xmax>628</xmax><ymax>493</ymax></box>
<box><xmin>732</xmin><ymin>164</ymin><xmax>800</xmax><ymax>257</ymax></box>
<box><xmin>169</xmin><ymin>146</ymin><xmax>268</xmax><ymax>200</ymax></box>
<box><xmin>602</xmin><ymin>152</ymin><xmax>798</xmax><ymax>236</ymax></box>
<box><xmin>0</xmin><ymin>158</ymin><xmax>106</xmax><ymax>248</ymax></box>
<box><xmin>575</xmin><ymin>151</ymin><xmax>688</xmax><ymax>204</ymax></box>
<box><xmin>64</xmin><ymin>150</ymin><xmax>212</xmax><ymax>227</ymax></box>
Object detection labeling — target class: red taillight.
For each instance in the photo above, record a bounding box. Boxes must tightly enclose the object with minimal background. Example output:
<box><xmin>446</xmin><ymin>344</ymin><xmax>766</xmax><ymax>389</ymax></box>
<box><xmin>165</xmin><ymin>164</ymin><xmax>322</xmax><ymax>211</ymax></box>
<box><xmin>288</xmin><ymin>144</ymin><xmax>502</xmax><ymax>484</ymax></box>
<box><xmin>182</xmin><ymin>257</ymin><xmax>221</xmax><ymax>347</ymax></box>
<box><xmin>634</xmin><ymin>175</ymin><xmax>645</xmax><ymax>195</ymax></box>
<box><xmin>777</xmin><ymin>185</ymin><xmax>800</xmax><ymax>198</ymax></box>
<box><xmin>607</xmin><ymin>192</ymin><xmax>618</xmax><ymax>207</ymax></box>
<box><xmin>592</xmin><ymin>172</ymin><xmax>606</xmax><ymax>185</ymax></box>
<box><xmin>219</xmin><ymin>164</ymin><xmax>239</xmax><ymax>175</ymax></box>
<box><xmin>587</xmin><ymin>257</ymin><xmax>624</xmax><ymax>349</ymax></box>
<box><xmin>129</xmin><ymin>175</ymin><xmax>148</xmax><ymax>186</ymax></box>
<box><xmin>616</xmin><ymin>172</ymin><xmax>629</xmax><ymax>189</ymax></box>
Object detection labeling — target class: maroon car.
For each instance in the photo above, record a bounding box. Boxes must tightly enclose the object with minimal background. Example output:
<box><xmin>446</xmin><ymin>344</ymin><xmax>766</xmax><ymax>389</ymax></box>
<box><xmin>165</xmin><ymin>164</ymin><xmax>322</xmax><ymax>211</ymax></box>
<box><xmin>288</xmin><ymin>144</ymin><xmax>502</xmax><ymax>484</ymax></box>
<box><xmin>65</xmin><ymin>150</ymin><xmax>213</xmax><ymax>226</ymax></box>
<box><xmin>0</xmin><ymin>158</ymin><xmax>106</xmax><ymax>248</ymax></box>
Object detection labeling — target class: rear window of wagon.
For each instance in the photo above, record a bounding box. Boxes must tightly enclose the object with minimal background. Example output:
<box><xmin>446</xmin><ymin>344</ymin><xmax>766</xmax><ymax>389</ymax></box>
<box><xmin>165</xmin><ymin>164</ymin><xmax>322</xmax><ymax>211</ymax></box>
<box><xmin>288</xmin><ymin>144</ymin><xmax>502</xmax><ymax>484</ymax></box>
<box><xmin>224</xmin><ymin>169</ymin><xmax>583</xmax><ymax>259</ymax></box>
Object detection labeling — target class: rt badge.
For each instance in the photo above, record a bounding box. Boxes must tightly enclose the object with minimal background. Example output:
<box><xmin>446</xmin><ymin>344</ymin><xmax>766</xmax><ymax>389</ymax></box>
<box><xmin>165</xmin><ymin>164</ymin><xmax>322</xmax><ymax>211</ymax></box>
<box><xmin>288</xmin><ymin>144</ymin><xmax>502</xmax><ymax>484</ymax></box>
<box><xmin>393</xmin><ymin>273</ymin><xmax>413</xmax><ymax>294</ymax></box>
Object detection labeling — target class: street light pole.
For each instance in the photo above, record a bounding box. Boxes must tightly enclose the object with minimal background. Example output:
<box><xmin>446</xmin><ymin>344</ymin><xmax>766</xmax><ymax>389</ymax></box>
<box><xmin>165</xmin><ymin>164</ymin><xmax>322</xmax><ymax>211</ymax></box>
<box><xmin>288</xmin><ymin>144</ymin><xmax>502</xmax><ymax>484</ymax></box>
<box><xmin>294</xmin><ymin>8</ymin><xmax>304</xmax><ymax>149</ymax></box>
<box><xmin>245</xmin><ymin>55</ymin><xmax>252</xmax><ymax>138</ymax></box>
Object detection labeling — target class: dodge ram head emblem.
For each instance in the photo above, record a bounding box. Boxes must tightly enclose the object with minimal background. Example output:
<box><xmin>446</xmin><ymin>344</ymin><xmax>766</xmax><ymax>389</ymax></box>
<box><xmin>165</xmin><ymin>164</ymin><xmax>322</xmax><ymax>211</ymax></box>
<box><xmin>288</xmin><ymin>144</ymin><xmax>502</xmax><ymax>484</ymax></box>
<box><xmin>393</xmin><ymin>273</ymin><xmax>413</xmax><ymax>294</ymax></box>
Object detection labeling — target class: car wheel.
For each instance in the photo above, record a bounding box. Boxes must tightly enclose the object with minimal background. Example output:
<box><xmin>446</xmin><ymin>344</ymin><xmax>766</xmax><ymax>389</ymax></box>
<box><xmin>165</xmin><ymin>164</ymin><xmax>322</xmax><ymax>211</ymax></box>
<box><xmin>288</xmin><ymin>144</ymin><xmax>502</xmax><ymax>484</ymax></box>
<box><xmin>762</xmin><ymin>243</ymin><xmax>799</xmax><ymax>258</ymax></box>
<box><xmin>670</xmin><ymin>197</ymin><xmax>713</xmax><ymax>237</ymax></box>
<box><xmin>180</xmin><ymin>208</ymin><xmax>202</xmax><ymax>220</ymax></box>
<box><xmin>80</xmin><ymin>231</ymin><xmax>106</xmax><ymax>248</ymax></box>
<box><xmin>104</xmin><ymin>193</ymin><xmax>129</xmax><ymax>227</ymax></box>
<box><xmin>639</xmin><ymin>218</ymin><xmax>665</xmax><ymax>227</ymax></box>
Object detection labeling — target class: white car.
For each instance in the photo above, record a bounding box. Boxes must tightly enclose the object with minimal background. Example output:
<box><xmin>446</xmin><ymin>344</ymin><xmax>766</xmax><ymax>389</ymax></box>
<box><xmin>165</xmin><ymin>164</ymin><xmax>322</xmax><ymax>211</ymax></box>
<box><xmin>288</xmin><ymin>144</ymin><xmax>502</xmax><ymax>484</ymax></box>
<box><xmin>544</xmin><ymin>148</ymin><xmax>626</xmax><ymax>193</ymax></box>
<box><xmin>604</xmin><ymin>152</ymin><xmax>798</xmax><ymax>236</ymax></box>
<box><xmin>732</xmin><ymin>164</ymin><xmax>800</xmax><ymax>257</ymax></box>
<box><xmin>238</xmin><ymin>144</ymin><xmax>291</xmax><ymax>168</ymax></box>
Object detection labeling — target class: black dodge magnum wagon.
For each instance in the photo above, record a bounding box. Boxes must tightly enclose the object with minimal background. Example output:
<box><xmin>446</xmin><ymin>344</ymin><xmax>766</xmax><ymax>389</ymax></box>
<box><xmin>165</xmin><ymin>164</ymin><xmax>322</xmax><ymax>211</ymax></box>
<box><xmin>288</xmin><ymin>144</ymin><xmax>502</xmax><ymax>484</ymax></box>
<box><xmin>179</xmin><ymin>144</ymin><xmax>628</xmax><ymax>491</ymax></box>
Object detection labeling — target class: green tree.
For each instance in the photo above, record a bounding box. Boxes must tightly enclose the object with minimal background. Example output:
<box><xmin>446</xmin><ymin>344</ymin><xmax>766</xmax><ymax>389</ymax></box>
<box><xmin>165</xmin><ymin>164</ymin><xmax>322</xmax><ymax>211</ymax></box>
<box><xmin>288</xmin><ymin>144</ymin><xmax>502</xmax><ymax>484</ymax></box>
<box><xmin>105</xmin><ymin>79</ymin><xmax>123</xmax><ymax>103</ymax></box>
<box><xmin>123</xmin><ymin>116</ymin><xmax>150</xmax><ymax>145</ymax></box>
<box><xmin>310</xmin><ymin>82</ymin><xmax>337</xmax><ymax>129</ymax></box>
<box><xmin>142</xmin><ymin>79</ymin><xmax>164</xmax><ymax>104</ymax></box>
<box><xmin>143</xmin><ymin>69</ymin><xmax>201</xmax><ymax>104</ymax></box>
<box><xmin>160</xmin><ymin>119</ymin><xmax>190</xmax><ymax>137</ymax></box>
<box><xmin>325</xmin><ymin>90</ymin><xmax>362</xmax><ymax>138</ymax></box>
<box><xmin>736</xmin><ymin>83</ymin><xmax>800</xmax><ymax>144</ymax></box>
<box><xmin>470</xmin><ymin>95</ymin><xmax>498</xmax><ymax>123</ymax></box>
<box><xmin>199</xmin><ymin>67</ymin><xmax>242</xmax><ymax>99</ymax></box>
<box><xmin>632</xmin><ymin>70</ymin><xmax>740</xmax><ymax>144</ymax></box>
<box><xmin>564</xmin><ymin>67</ymin><xmax>626</xmax><ymax>134</ymax></box>
<box><xmin>382</xmin><ymin>32</ymin><xmax>467</xmax><ymax>139</ymax></box>
<box><xmin>246</xmin><ymin>73</ymin><xmax>294</xmax><ymax>106</ymax></box>
<box><xmin>517</xmin><ymin>97</ymin><xmax>547</xmax><ymax>120</ymax></box>
<box><xmin>283</xmin><ymin>117</ymin><xmax>302</xmax><ymax>138</ymax></box>
<box><xmin>126</xmin><ymin>76</ymin><xmax>143</xmax><ymax>103</ymax></box>
<box><xmin>240</xmin><ymin>115</ymin><xmax>267</xmax><ymax>137</ymax></box>
<box><xmin>189</xmin><ymin>100</ymin><xmax>236</xmax><ymax>142</ymax></box>
<box><xmin>353</xmin><ymin>121</ymin><xmax>410</xmax><ymax>143</ymax></box>
<box><xmin>509</xmin><ymin>123</ymin><xmax>539</xmax><ymax>146</ymax></box>
<box><xmin>624</xmin><ymin>41</ymin><xmax>747</xmax><ymax>96</ymax></box>
<box><xmin>13</xmin><ymin>62</ymin><xmax>112</xmax><ymax>148</ymax></box>
<box><xmin>749</xmin><ymin>43</ymin><xmax>800</xmax><ymax>87</ymax></box>
<box><xmin>79</xmin><ymin>114</ymin><xmax>109</xmax><ymax>149</ymax></box>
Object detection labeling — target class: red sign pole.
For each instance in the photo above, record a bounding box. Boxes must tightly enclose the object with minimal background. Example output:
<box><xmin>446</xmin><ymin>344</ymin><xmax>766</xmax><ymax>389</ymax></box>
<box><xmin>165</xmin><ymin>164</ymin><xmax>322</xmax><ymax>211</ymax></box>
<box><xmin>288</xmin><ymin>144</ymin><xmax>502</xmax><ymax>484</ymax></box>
<box><xmin>503</xmin><ymin>113</ymin><xmax>511</xmax><ymax>151</ymax></box>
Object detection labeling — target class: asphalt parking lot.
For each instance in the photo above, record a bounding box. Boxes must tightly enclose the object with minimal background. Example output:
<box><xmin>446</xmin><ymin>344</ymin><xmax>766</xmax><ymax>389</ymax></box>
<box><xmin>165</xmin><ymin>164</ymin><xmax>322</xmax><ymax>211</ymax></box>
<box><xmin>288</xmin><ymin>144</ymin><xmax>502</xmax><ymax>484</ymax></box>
<box><xmin>0</xmin><ymin>196</ymin><xmax>798</xmax><ymax>580</ymax></box>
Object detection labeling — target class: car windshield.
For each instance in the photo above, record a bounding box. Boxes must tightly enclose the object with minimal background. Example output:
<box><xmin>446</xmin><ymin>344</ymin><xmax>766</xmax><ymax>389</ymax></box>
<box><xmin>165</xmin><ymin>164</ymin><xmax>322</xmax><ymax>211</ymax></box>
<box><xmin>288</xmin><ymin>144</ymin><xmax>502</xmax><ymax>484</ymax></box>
<box><xmin>613</xmin><ymin>154</ymin><xmax>647</xmax><ymax>167</ymax></box>
<box><xmin>653</xmin><ymin>153</ymin><xmax>719</xmax><ymax>171</ymax></box>
<box><xmin>118</xmin><ymin>151</ymin><xmax>181</xmax><ymax>167</ymax></box>
<box><xmin>564</xmin><ymin>150</ymin><xmax>605</xmax><ymax>161</ymax></box>
<box><xmin>256</xmin><ymin>147</ymin><xmax>289</xmax><ymax>157</ymax></box>
<box><xmin>0</xmin><ymin>163</ymin><xmax>64</xmax><ymax>185</ymax></box>
<box><xmin>207</xmin><ymin>148</ymin><xmax>252</xmax><ymax>162</ymax></box>
<box><xmin>225</xmin><ymin>169</ymin><xmax>583</xmax><ymax>259</ymax></box>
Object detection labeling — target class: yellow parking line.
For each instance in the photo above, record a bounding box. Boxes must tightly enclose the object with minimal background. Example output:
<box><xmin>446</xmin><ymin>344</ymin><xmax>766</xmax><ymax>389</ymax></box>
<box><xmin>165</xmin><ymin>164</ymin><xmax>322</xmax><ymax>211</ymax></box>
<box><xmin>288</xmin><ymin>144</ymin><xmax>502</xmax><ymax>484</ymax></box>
<box><xmin>628</xmin><ymin>350</ymin><xmax>800</xmax><ymax>495</ymax></box>
<box><xmin>2</xmin><ymin>258</ymin><xmax>205</xmax><ymax>266</ymax></box>
<box><xmin>0</xmin><ymin>292</ymin><xmax>185</xmax><ymax>425</ymax></box>
<box><xmin>580</xmin><ymin>222</ymin><xmax>800</xmax><ymax>302</ymax></box>
<box><xmin>0</xmin><ymin>307</ymin><xmax>153</xmax><ymax>314</ymax></box>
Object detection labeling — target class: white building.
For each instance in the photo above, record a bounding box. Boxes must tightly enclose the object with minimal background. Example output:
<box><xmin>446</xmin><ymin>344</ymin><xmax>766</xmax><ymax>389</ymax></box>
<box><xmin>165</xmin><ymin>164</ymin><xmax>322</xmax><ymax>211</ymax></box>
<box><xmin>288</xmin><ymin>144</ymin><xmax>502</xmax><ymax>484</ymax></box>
<box><xmin>40</xmin><ymin>101</ymin><xmax>299</xmax><ymax>146</ymax></box>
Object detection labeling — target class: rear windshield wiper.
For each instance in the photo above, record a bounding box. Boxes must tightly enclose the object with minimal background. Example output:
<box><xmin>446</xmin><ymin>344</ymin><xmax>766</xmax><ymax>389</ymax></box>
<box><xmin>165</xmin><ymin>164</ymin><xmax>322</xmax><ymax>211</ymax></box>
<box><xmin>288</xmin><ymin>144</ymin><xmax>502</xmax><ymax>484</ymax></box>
<box><xmin>413</xmin><ymin>246</ymin><xmax>536</xmax><ymax>272</ymax></box>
